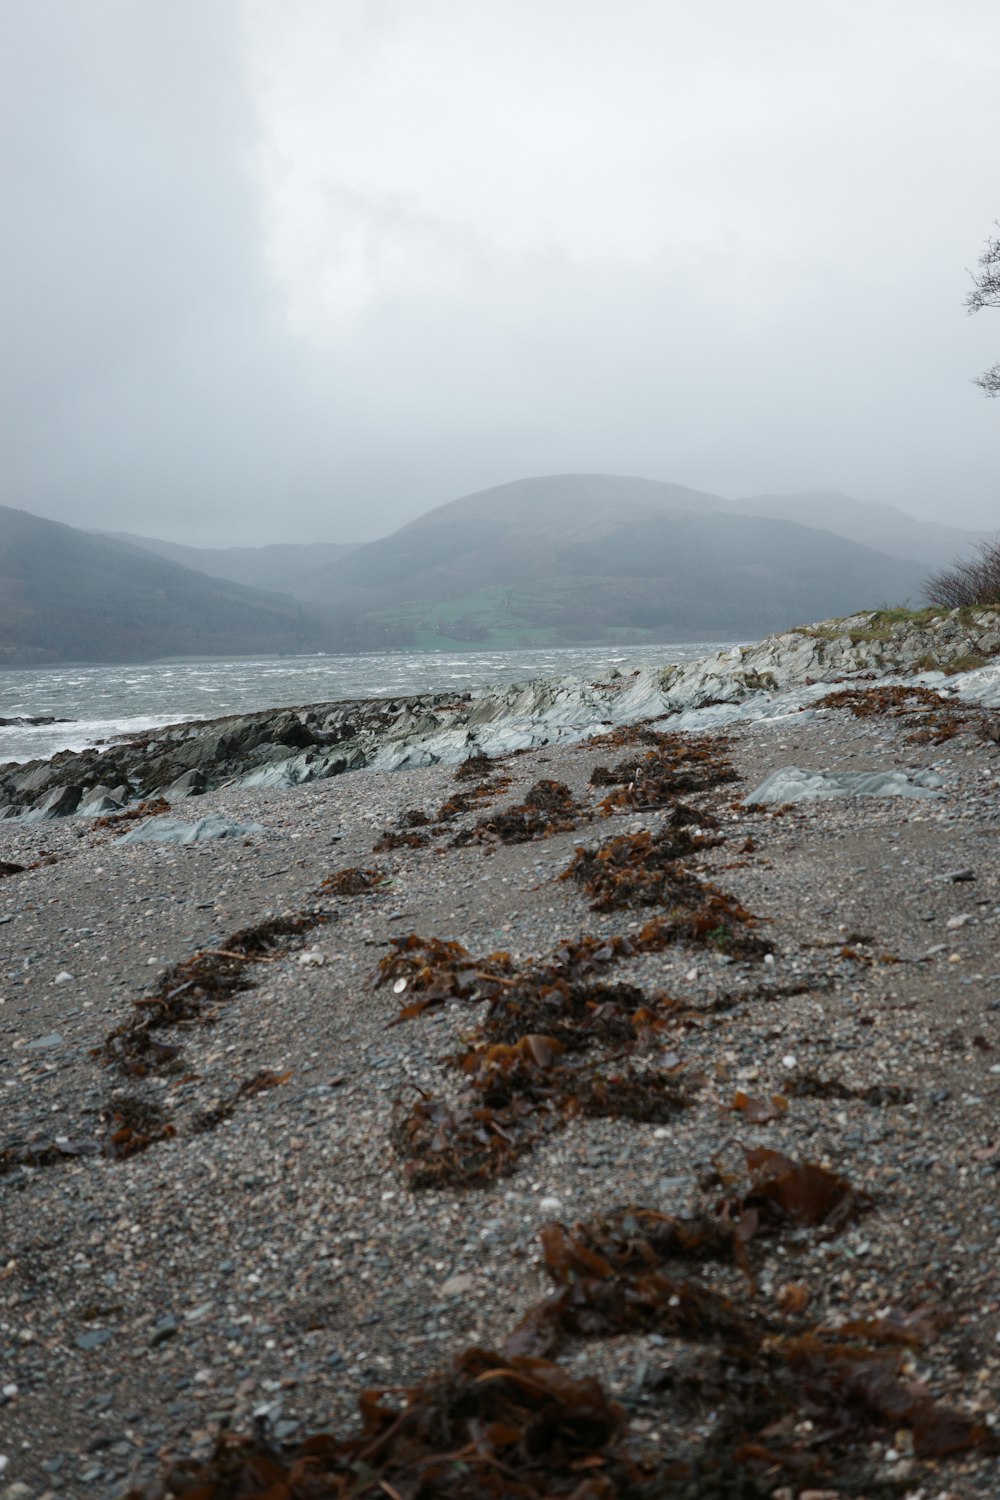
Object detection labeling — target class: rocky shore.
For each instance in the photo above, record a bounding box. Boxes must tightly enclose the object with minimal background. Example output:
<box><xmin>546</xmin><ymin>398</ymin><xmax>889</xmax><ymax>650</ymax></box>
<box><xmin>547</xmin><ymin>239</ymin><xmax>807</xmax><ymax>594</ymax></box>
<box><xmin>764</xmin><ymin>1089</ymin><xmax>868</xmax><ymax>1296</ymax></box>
<box><xmin>1</xmin><ymin>609</ymin><xmax>999</xmax><ymax>1498</ymax></box>
<box><xmin>2</xmin><ymin>607</ymin><xmax>999</xmax><ymax>824</ymax></box>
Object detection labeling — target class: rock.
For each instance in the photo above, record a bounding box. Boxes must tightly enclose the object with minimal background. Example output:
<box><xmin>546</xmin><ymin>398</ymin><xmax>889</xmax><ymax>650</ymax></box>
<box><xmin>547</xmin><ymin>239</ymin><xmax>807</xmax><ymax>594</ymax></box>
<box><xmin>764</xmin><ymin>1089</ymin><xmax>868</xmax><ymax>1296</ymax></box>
<box><xmin>27</xmin><ymin>783</ymin><xmax>83</xmax><ymax>820</ymax></box>
<box><xmin>743</xmin><ymin>767</ymin><xmax>943</xmax><ymax>805</ymax></box>
<box><xmin>75</xmin><ymin>1329</ymin><xmax>113</xmax><ymax>1351</ymax></box>
<box><xmin>440</xmin><ymin>1274</ymin><xmax>476</xmax><ymax>1298</ymax></box>
<box><xmin>24</xmin><ymin>1032</ymin><xmax>63</xmax><ymax>1050</ymax></box>
<box><xmin>1</xmin><ymin>608</ymin><xmax>998</xmax><ymax>817</ymax></box>
<box><xmin>53</xmin><ymin>970</ymin><xmax>74</xmax><ymax>985</ymax></box>
<box><xmin>77</xmin><ymin>784</ymin><xmax>128</xmax><ymax>816</ymax></box>
<box><xmin>165</xmin><ymin>768</ymin><xmax>207</xmax><ymax>799</ymax></box>
<box><xmin>148</xmin><ymin>1316</ymin><xmax>178</xmax><ymax>1347</ymax></box>
<box><xmin>117</xmin><ymin>814</ymin><xmax>265</xmax><ymax>845</ymax></box>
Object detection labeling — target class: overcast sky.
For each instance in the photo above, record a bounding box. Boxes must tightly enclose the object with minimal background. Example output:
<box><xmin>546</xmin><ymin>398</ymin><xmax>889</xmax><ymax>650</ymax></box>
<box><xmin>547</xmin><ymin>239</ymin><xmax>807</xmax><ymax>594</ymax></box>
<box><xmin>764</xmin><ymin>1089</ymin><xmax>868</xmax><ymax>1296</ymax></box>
<box><xmin>1</xmin><ymin>0</ymin><xmax>998</xmax><ymax>547</ymax></box>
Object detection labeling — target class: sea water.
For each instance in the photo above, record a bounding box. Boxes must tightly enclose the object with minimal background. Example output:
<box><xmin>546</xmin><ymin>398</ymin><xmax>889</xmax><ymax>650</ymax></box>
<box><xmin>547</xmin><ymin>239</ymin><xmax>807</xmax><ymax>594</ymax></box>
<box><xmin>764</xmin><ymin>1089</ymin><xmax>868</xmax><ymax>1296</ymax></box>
<box><xmin>0</xmin><ymin>643</ymin><xmax>726</xmax><ymax>765</ymax></box>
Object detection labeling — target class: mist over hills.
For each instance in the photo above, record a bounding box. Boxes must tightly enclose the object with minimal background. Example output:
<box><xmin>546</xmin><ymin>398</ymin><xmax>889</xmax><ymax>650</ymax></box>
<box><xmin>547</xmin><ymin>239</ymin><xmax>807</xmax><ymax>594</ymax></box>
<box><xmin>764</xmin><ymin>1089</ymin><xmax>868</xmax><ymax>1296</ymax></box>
<box><xmin>0</xmin><ymin>506</ymin><xmax>328</xmax><ymax>665</ymax></box>
<box><xmin>294</xmin><ymin>476</ymin><xmax>926</xmax><ymax>649</ymax></box>
<box><xmin>105</xmin><ymin>533</ymin><xmax>359</xmax><ymax>597</ymax></box>
<box><xmin>730</xmin><ymin>491</ymin><xmax>992</xmax><ymax>569</ymax></box>
<box><xmin>0</xmin><ymin>475</ymin><xmax>980</xmax><ymax>663</ymax></box>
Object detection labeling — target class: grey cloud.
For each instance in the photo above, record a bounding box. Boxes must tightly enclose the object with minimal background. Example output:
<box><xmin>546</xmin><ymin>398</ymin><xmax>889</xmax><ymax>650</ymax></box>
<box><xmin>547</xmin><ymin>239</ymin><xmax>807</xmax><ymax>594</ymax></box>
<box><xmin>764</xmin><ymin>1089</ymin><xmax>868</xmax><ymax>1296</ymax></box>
<box><xmin>1</xmin><ymin>0</ymin><xmax>998</xmax><ymax>547</ymax></box>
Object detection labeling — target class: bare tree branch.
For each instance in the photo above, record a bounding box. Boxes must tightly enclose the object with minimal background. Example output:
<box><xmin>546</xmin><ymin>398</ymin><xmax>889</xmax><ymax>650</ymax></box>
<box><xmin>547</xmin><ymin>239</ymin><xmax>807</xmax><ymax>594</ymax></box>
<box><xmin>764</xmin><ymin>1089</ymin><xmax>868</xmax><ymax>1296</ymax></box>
<box><xmin>967</xmin><ymin>222</ymin><xmax>1000</xmax><ymax>396</ymax></box>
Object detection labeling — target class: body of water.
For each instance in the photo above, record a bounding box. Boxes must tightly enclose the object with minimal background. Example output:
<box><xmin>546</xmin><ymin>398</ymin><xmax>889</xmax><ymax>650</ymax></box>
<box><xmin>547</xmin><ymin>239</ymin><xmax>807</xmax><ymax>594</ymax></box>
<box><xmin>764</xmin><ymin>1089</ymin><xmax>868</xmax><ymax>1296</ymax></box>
<box><xmin>0</xmin><ymin>642</ymin><xmax>729</xmax><ymax>765</ymax></box>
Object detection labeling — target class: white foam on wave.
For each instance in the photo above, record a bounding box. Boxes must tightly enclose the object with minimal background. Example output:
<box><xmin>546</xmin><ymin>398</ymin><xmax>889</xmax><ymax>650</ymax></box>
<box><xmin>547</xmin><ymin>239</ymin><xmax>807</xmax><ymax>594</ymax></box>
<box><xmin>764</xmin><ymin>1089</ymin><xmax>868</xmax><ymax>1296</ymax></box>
<box><xmin>0</xmin><ymin>713</ymin><xmax>202</xmax><ymax>766</ymax></box>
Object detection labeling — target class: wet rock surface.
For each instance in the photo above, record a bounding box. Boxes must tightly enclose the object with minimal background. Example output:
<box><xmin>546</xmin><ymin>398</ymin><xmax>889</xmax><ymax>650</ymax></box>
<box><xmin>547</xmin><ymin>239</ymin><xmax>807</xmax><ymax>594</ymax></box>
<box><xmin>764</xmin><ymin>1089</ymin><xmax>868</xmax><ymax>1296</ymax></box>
<box><xmin>0</xmin><ymin>643</ymin><xmax>999</xmax><ymax>1496</ymax></box>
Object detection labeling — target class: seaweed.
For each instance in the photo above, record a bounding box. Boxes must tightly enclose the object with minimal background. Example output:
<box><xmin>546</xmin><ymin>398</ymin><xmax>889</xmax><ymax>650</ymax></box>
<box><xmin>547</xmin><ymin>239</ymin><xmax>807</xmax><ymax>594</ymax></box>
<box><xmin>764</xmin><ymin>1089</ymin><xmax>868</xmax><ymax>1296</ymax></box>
<box><xmin>454</xmin><ymin>751</ymin><xmax>495</xmax><ymax>780</ymax></box>
<box><xmin>320</xmin><ymin>866</ymin><xmax>386</xmax><ymax>896</ymax></box>
<box><xmin>562</xmin><ymin>831</ymin><xmax>767</xmax><ymax>957</ymax></box>
<box><xmin>562</xmin><ymin>828</ymin><xmax>720</xmax><ymax>910</ymax></box>
<box><xmin>737</xmin><ymin>1145</ymin><xmax>873</xmax><ymax>1235</ymax></box>
<box><xmin>591</xmin><ymin>734</ymin><xmax>738</xmax><ymax>812</ymax></box>
<box><xmin>93</xmin><ymin>796</ymin><xmax>171</xmax><ymax>829</ymax></box>
<box><xmin>382</xmin><ymin>934</ymin><xmax>697</xmax><ymax>1186</ymax></box>
<box><xmin>100</xmin><ymin>1093</ymin><xmax>177</xmax><ymax>1160</ymax></box>
<box><xmin>452</xmin><ymin>779</ymin><xmax>582</xmax><ymax>845</ymax></box>
<box><xmin>373</xmin><ymin>828</ymin><xmax>429</xmax><ymax>851</ymax></box>
<box><xmin>192</xmin><ymin>1069</ymin><xmax>292</xmax><ymax>1131</ymax></box>
<box><xmin>132</xmin><ymin>1347</ymin><xmax>644</xmax><ymax>1500</ymax></box>
<box><xmin>97</xmin><ymin>910</ymin><xmax>326</xmax><ymax>1075</ymax></box>
<box><xmin>784</xmin><ymin>1072</ymin><xmax>913</xmax><ymax>1107</ymax></box>
<box><xmin>818</xmin><ymin>684</ymin><xmax>990</xmax><ymax>746</ymax></box>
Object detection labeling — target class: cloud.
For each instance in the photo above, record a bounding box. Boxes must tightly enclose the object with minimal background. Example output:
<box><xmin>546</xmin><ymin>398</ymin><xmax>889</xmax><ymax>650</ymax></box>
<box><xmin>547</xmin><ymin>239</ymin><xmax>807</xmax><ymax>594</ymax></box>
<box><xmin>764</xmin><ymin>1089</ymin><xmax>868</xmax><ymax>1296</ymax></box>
<box><xmin>0</xmin><ymin>0</ymin><xmax>998</xmax><ymax>545</ymax></box>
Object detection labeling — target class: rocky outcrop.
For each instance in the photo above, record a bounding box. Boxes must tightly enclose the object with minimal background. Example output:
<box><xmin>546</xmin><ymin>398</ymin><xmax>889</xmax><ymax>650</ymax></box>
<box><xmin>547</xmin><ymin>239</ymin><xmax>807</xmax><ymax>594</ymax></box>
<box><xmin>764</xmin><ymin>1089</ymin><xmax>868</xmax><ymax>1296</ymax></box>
<box><xmin>2</xmin><ymin>606</ymin><xmax>998</xmax><ymax>820</ymax></box>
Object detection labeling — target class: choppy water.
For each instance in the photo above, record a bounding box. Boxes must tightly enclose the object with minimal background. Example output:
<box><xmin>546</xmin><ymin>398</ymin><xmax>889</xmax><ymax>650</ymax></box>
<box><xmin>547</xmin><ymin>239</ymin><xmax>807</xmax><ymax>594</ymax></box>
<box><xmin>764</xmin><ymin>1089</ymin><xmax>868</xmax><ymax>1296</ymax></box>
<box><xmin>0</xmin><ymin>642</ymin><xmax>726</xmax><ymax>765</ymax></box>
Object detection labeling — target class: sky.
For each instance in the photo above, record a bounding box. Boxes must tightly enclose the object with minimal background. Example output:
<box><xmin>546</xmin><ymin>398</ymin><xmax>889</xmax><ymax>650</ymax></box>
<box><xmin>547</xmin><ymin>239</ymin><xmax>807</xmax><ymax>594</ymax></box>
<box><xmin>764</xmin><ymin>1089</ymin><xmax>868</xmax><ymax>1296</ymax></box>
<box><xmin>1</xmin><ymin>0</ymin><xmax>998</xmax><ymax>548</ymax></box>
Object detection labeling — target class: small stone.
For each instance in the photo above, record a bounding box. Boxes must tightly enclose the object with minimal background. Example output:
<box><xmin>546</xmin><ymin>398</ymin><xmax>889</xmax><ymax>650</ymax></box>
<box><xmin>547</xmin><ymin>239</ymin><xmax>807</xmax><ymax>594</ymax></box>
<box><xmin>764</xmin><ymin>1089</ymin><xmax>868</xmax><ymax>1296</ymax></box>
<box><xmin>781</xmin><ymin>1054</ymin><xmax>797</xmax><ymax>1069</ymax></box>
<box><xmin>946</xmin><ymin>913</ymin><xmax>971</xmax><ymax>930</ymax></box>
<box><xmin>538</xmin><ymin>1195</ymin><xmax>563</xmax><ymax>1215</ymax></box>
<box><xmin>76</xmin><ymin>1329</ymin><xmax>113</xmax><ymax>1351</ymax></box>
<box><xmin>149</xmin><ymin>1316</ymin><xmax>178</xmax><ymax>1347</ymax></box>
<box><xmin>53</xmin><ymin>971</ymin><xmax>74</xmax><ymax>985</ymax></box>
<box><xmin>25</xmin><ymin>1032</ymin><xmax>63</xmax><ymax>1050</ymax></box>
<box><xmin>440</xmin><ymin>1273</ymin><xmax>476</xmax><ymax>1298</ymax></box>
<box><xmin>297</xmin><ymin>950</ymin><xmax>325</xmax><ymax>967</ymax></box>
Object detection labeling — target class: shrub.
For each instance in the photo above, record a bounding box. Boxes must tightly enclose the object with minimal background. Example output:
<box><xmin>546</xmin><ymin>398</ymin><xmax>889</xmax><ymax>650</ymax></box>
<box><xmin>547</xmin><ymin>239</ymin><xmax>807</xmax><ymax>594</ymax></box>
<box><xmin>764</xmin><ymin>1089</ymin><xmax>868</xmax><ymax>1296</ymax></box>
<box><xmin>925</xmin><ymin>537</ymin><xmax>1000</xmax><ymax>608</ymax></box>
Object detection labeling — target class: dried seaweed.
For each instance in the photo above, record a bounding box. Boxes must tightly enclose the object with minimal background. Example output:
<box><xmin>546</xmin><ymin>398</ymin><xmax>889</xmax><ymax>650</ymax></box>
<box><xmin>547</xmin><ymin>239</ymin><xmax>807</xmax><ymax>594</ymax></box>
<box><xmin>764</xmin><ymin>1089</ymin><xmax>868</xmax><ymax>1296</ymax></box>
<box><xmin>93</xmin><ymin>795</ymin><xmax>170</xmax><ymax>829</ymax></box>
<box><xmin>737</xmin><ymin>1145</ymin><xmax>872</xmax><ymax>1234</ymax></box>
<box><xmin>373</xmin><ymin>827</ymin><xmax>429</xmax><ymax>851</ymax></box>
<box><xmin>320</xmin><ymin>866</ymin><xmax>386</xmax><ymax>896</ymax></box>
<box><xmin>383</xmin><ymin>934</ymin><xmax>697</xmax><ymax>1186</ymax></box>
<box><xmin>192</xmin><ymin>1069</ymin><xmax>292</xmax><ymax>1131</ymax></box>
<box><xmin>591</xmin><ymin>734</ymin><xmax>738</xmax><ymax>812</ymax></box>
<box><xmin>133</xmin><ymin>1347</ymin><xmax>646</xmax><ymax>1500</ymax></box>
<box><xmin>97</xmin><ymin>910</ymin><xmax>326</xmax><ymax>1075</ymax></box>
<box><xmin>818</xmin><ymin>684</ymin><xmax>987</xmax><ymax>746</ymax></box>
<box><xmin>100</xmin><ymin>1093</ymin><xmax>177</xmax><ymax>1160</ymax></box>
<box><xmin>454</xmin><ymin>751</ymin><xmax>494</xmax><ymax>780</ymax></box>
<box><xmin>562</xmin><ymin>831</ymin><xmax>767</xmax><ymax>958</ymax></box>
<box><xmin>728</xmin><ymin>1090</ymin><xmax>788</xmax><ymax>1124</ymax></box>
<box><xmin>562</xmin><ymin>828</ymin><xmax>718</xmax><ymax>910</ymax></box>
<box><xmin>784</xmin><ymin>1071</ymin><xmax>913</xmax><ymax>1107</ymax></box>
<box><xmin>453</xmin><ymin>779</ymin><xmax>582</xmax><ymax>846</ymax></box>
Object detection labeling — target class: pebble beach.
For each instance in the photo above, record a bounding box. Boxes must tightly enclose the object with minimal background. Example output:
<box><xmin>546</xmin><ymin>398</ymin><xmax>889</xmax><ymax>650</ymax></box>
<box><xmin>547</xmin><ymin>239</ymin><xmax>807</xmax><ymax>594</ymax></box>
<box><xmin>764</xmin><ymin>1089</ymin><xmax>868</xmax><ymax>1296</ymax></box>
<box><xmin>1</xmin><ymin>649</ymin><xmax>999</xmax><ymax>1498</ymax></box>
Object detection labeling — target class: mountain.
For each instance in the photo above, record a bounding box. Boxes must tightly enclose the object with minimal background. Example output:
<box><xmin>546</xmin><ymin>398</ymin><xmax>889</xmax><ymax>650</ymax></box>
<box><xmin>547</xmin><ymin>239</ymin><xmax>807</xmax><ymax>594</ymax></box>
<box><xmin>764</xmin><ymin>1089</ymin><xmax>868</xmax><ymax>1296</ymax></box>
<box><xmin>296</xmin><ymin>474</ymin><xmax>926</xmax><ymax>648</ymax></box>
<box><xmin>106</xmin><ymin>533</ymin><xmax>359</xmax><ymax>598</ymax></box>
<box><xmin>0</xmin><ymin>506</ymin><xmax>329</xmax><ymax>664</ymax></box>
<box><xmin>730</xmin><ymin>490</ymin><xmax>992</xmax><ymax>569</ymax></box>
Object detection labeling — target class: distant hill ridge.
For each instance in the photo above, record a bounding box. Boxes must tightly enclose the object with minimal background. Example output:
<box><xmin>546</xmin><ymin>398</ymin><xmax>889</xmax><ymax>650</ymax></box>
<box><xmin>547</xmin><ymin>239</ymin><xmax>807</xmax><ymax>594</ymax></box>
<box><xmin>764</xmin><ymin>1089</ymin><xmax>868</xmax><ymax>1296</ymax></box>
<box><xmin>0</xmin><ymin>505</ymin><xmax>328</xmax><ymax>665</ymax></box>
<box><xmin>2</xmin><ymin>475</ymin><xmax>988</xmax><ymax>662</ymax></box>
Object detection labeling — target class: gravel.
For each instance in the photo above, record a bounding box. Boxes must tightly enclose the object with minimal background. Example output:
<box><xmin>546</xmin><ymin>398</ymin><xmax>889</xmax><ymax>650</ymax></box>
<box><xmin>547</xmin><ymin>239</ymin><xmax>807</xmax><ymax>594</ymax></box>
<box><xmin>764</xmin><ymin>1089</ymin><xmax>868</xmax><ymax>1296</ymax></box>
<box><xmin>0</xmin><ymin>694</ymin><xmax>998</xmax><ymax>1497</ymax></box>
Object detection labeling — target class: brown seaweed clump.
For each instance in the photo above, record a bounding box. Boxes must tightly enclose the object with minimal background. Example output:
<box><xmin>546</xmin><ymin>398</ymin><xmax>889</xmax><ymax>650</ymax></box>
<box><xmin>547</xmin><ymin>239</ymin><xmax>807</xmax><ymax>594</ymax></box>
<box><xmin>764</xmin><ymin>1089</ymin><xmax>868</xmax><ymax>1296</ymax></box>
<box><xmin>452</xmin><ymin>778</ymin><xmax>582</xmax><ymax>846</ymax></box>
<box><xmin>98</xmin><ymin>911</ymin><xmax>326</xmax><ymax>1076</ymax></box>
<box><xmin>320</xmin><ymin>866</ymin><xmax>386</xmax><ymax>896</ymax></box>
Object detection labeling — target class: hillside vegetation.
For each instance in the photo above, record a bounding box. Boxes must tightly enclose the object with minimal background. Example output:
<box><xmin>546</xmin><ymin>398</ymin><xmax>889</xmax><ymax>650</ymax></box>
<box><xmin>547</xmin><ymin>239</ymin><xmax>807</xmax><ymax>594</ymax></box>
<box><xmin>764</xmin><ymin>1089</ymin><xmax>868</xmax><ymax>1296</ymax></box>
<box><xmin>0</xmin><ymin>506</ymin><xmax>329</xmax><ymax>664</ymax></box>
